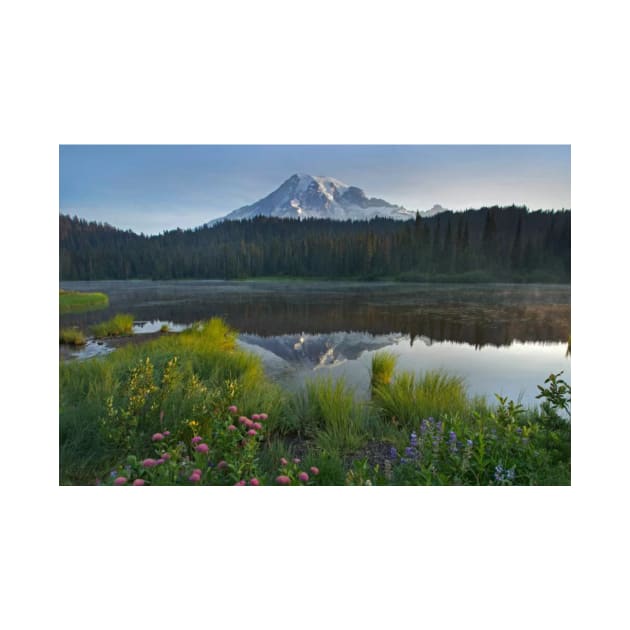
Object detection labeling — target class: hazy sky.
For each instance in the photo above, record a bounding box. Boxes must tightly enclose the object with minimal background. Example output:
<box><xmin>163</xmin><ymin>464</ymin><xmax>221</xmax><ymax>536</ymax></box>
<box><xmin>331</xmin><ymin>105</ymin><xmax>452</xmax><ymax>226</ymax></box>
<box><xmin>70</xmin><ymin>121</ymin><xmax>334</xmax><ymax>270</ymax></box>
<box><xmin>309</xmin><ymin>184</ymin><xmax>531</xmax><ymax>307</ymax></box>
<box><xmin>59</xmin><ymin>145</ymin><xmax>570</xmax><ymax>234</ymax></box>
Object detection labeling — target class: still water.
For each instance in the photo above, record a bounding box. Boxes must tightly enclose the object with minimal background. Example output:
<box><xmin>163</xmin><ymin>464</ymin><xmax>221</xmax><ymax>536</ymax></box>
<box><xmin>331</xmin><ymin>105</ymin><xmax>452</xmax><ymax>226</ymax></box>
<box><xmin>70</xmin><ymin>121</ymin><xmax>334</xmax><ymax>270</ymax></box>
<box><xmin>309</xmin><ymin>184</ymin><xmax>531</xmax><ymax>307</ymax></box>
<box><xmin>59</xmin><ymin>280</ymin><xmax>571</xmax><ymax>406</ymax></box>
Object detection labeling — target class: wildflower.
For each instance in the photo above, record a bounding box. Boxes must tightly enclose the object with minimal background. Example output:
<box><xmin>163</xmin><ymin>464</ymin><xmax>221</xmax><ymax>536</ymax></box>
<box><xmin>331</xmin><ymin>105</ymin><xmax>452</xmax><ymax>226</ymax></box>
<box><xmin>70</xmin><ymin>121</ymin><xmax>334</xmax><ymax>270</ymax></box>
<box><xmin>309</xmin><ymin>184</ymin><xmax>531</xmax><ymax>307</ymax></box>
<box><xmin>132</xmin><ymin>479</ymin><xmax>145</xmax><ymax>486</ymax></box>
<box><xmin>420</xmin><ymin>419</ymin><xmax>429</xmax><ymax>435</ymax></box>
<box><xmin>298</xmin><ymin>472</ymin><xmax>309</xmax><ymax>482</ymax></box>
<box><xmin>516</xmin><ymin>427</ymin><xmax>522</xmax><ymax>435</ymax></box>
<box><xmin>249</xmin><ymin>478</ymin><xmax>260</xmax><ymax>486</ymax></box>
<box><xmin>276</xmin><ymin>475</ymin><xmax>291</xmax><ymax>485</ymax></box>
<box><xmin>259</xmin><ymin>413</ymin><xmax>268</xmax><ymax>421</ymax></box>
<box><xmin>506</xmin><ymin>468</ymin><xmax>516</xmax><ymax>481</ymax></box>
<box><xmin>193</xmin><ymin>468</ymin><xmax>202</xmax><ymax>475</ymax></box>
<box><xmin>189</xmin><ymin>472</ymin><xmax>201</xmax><ymax>482</ymax></box>
<box><xmin>191</xmin><ymin>436</ymin><xmax>203</xmax><ymax>444</ymax></box>
<box><xmin>404</xmin><ymin>446</ymin><xmax>416</xmax><ymax>458</ymax></box>
<box><xmin>217</xmin><ymin>461</ymin><xmax>228</xmax><ymax>470</ymax></box>
<box><xmin>114</xmin><ymin>476</ymin><xmax>127</xmax><ymax>485</ymax></box>
<box><xmin>253</xmin><ymin>422</ymin><xmax>263</xmax><ymax>430</ymax></box>
<box><xmin>195</xmin><ymin>443</ymin><xmax>209</xmax><ymax>454</ymax></box>
<box><xmin>156</xmin><ymin>458</ymin><xmax>166</xmax><ymax>465</ymax></box>
<box><xmin>234</xmin><ymin>480</ymin><xmax>246</xmax><ymax>486</ymax></box>
<box><xmin>310</xmin><ymin>466</ymin><xmax>319</xmax><ymax>475</ymax></box>
<box><xmin>152</xmin><ymin>432</ymin><xmax>165</xmax><ymax>441</ymax></box>
<box><xmin>448</xmin><ymin>431</ymin><xmax>458</xmax><ymax>453</ymax></box>
<box><xmin>142</xmin><ymin>458</ymin><xmax>158</xmax><ymax>468</ymax></box>
<box><xmin>280</xmin><ymin>458</ymin><xmax>288</xmax><ymax>466</ymax></box>
<box><xmin>227</xmin><ymin>425</ymin><xmax>237</xmax><ymax>432</ymax></box>
<box><xmin>293</xmin><ymin>458</ymin><xmax>301</xmax><ymax>464</ymax></box>
<box><xmin>110</xmin><ymin>470</ymin><xmax>118</xmax><ymax>478</ymax></box>
<box><xmin>466</xmin><ymin>439</ymin><xmax>473</xmax><ymax>447</ymax></box>
<box><xmin>163</xmin><ymin>430</ymin><xmax>171</xmax><ymax>436</ymax></box>
<box><xmin>410</xmin><ymin>432</ymin><xmax>418</xmax><ymax>447</ymax></box>
<box><xmin>251</xmin><ymin>414</ymin><xmax>260</xmax><ymax>420</ymax></box>
<box><xmin>228</xmin><ymin>405</ymin><xmax>238</xmax><ymax>414</ymax></box>
<box><xmin>390</xmin><ymin>446</ymin><xmax>398</xmax><ymax>460</ymax></box>
<box><xmin>238</xmin><ymin>416</ymin><xmax>249</xmax><ymax>424</ymax></box>
<box><xmin>161</xmin><ymin>452</ymin><xmax>171</xmax><ymax>460</ymax></box>
<box><xmin>247</xmin><ymin>429</ymin><xmax>257</xmax><ymax>436</ymax></box>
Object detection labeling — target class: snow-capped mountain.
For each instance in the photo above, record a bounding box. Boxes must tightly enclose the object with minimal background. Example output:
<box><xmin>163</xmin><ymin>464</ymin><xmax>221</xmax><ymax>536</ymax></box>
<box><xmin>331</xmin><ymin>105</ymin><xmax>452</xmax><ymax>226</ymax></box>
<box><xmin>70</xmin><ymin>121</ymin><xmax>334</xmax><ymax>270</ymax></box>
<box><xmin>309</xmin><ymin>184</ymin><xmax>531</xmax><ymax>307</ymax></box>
<box><xmin>206</xmin><ymin>173</ymin><xmax>417</xmax><ymax>225</ymax></box>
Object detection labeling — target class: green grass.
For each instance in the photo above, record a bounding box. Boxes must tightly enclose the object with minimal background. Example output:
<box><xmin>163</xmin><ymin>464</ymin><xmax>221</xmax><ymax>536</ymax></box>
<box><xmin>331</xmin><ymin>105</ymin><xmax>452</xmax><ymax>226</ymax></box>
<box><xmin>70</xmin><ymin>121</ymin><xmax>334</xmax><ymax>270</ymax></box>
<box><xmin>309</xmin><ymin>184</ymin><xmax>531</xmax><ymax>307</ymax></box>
<box><xmin>60</xmin><ymin>289</ymin><xmax>109</xmax><ymax>314</ymax></box>
<box><xmin>370</xmin><ymin>351</ymin><xmax>398</xmax><ymax>394</ymax></box>
<box><xmin>90</xmin><ymin>314</ymin><xmax>134</xmax><ymax>338</ymax></box>
<box><xmin>59</xmin><ymin>327</ymin><xmax>87</xmax><ymax>346</ymax></box>
<box><xmin>59</xmin><ymin>318</ymin><xmax>268</xmax><ymax>483</ymax></box>
<box><xmin>372</xmin><ymin>370</ymin><xmax>473</xmax><ymax>430</ymax></box>
<box><xmin>59</xmin><ymin>316</ymin><xmax>571</xmax><ymax>486</ymax></box>
<box><xmin>290</xmin><ymin>376</ymin><xmax>372</xmax><ymax>454</ymax></box>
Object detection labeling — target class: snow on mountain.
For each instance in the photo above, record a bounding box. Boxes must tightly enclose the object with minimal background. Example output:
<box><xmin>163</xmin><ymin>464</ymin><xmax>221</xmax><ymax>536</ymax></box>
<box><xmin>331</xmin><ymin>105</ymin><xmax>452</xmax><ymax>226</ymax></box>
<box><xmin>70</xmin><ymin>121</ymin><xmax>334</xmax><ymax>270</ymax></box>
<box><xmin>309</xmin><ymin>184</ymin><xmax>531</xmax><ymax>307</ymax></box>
<box><xmin>206</xmin><ymin>173</ymin><xmax>417</xmax><ymax>225</ymax></box>
<box><xmin>420</xmin><ymin>204</ymin><xmax>450</xmax><ymax>217</ymax></box>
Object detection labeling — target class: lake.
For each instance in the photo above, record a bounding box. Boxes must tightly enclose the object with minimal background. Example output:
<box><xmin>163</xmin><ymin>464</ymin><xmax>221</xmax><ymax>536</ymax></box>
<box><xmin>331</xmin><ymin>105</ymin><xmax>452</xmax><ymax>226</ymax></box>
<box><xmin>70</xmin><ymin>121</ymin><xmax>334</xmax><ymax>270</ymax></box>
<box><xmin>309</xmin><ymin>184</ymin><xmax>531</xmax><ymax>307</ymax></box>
<box><xmin>59</xmin><ymin>280</ymin><xmax>571</xmax><ymax>406</ymax></box>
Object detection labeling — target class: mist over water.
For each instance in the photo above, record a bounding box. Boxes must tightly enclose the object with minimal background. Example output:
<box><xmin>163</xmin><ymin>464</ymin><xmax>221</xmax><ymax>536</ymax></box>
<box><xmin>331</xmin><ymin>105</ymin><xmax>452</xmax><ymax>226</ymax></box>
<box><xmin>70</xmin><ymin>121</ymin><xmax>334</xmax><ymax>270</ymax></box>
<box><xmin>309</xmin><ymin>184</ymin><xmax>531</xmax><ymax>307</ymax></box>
<box><xmin>60</xmin><ymin>280</ymin><xmax>570</xmax><ymax>405</ymax></box>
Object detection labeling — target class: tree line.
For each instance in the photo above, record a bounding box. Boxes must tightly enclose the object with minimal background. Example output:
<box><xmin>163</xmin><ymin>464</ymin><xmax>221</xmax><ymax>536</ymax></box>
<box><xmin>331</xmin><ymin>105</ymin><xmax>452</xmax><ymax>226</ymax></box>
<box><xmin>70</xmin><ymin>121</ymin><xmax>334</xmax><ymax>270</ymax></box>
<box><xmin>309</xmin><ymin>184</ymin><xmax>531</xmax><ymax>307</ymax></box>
<box><xmin>59</xmin><ymin>206</ymin><xmax>570</xmax><ymax>282</ymax></box>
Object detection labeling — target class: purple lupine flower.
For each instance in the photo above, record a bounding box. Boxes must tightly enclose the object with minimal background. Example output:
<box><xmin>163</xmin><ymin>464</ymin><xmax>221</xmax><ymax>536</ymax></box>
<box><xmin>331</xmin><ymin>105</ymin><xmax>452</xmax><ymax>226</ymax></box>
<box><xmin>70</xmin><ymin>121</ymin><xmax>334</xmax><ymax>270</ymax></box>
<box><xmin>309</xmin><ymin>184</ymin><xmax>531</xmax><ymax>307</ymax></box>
<box><xmin>420</xmin><ymin>419</ymin><xmax>428</xmax><ymax>435</ymax></box>
<box><xmin>410</xmin><ymin>432</ymin><xmax>418</xmax><ymax>447</ymax></box>
<box><xmin>466</xmin><ymin>439</ymin><xmax>473</xmax><ymax>447</ymax></box>
<box><xmin>404</xmin><ymin>446</ymin><xmax>416</xmax><ymax>458</ymax></box>
<box><xmin>390</xmin><ymin>446</ymin><xmax>398</xmax><ymax>460</ymax></box>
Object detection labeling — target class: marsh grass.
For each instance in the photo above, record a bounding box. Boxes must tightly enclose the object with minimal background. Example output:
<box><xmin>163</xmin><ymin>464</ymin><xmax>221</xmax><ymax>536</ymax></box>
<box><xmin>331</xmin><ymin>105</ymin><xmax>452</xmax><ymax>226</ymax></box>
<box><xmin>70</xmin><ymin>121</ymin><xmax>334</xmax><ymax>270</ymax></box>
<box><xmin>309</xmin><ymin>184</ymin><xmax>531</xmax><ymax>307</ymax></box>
<box><xmin>59</xmin><ymin>327</ymin><xmax>86</xmax><ymax>346</ymax></box>
<box><xmin>370</xmin><ymin>351</ymin><xmax>398</xmax><ymax>394</ymax></box>
<box><xmin>59</xmin><ymin>318</ymin><xmax>268</xmax><ymax>483</ymax></box>
<box><xmin>59</xmin><ymin>289</ymin><xmax>109</xmax><ymax>314</ymax></box>
<box><xmin>293</xmin><ymin>376</ymin><xmax>372</xmax><ymax>454</ymax></box>
<box><xmin>90</xmin><ymin>313</ymin><xmax>134</xmax><ymax>338</ymax></box>
<box><xmin>373</xmin><ymin>370</ymin><xmax>471</xmax><ymax>430</ymax></box>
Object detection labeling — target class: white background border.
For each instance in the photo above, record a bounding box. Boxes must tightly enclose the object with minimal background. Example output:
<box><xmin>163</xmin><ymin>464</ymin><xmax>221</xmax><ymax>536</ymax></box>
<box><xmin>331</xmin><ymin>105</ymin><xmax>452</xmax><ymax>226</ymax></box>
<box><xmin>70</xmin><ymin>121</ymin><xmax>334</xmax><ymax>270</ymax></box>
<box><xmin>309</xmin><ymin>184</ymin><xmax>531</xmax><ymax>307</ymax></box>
<box><xmin>2</xmin><ymin>1</ymin><xmax>627</xmax><ymax>629</ymax></box>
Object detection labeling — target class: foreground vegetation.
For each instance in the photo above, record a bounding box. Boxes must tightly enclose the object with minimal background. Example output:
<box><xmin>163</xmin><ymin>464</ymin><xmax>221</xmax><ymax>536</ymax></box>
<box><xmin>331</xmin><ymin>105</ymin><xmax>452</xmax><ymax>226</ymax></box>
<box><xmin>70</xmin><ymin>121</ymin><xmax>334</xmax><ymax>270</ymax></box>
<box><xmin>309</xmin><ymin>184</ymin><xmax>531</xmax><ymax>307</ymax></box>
<box><xmin>59</xmin><ymin>289</ymin><xmax>109</xmax><ymax>314</ymax></box>
<box><xmin>90</xmin><ymin>314</ymin><xmax>134</xmax><ymax>338</ymax></box>
<box><xmin>59</xmin><ymin>319</ymin><xmax>570</xmax><ymax>485</ymax></box>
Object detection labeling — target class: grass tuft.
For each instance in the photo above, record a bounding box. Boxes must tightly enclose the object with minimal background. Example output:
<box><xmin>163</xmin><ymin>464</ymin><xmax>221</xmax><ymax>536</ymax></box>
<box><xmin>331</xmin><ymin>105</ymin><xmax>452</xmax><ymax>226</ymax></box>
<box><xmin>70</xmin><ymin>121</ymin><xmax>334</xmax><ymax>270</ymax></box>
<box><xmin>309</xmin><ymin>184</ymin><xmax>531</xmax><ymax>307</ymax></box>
<box><xmin>370</xmin><ymin>351</ymin><xmax>398</xmax><ymax>394</ymax></box>
<box><xmin>91</xmin><ymin>314</ymin><xmax>134</xmax><ymax>338</ymax></box>
<box><xmin>59</xmin><ymin>328</ymin><xmax>87</xmax><ymax>346</ymax></box>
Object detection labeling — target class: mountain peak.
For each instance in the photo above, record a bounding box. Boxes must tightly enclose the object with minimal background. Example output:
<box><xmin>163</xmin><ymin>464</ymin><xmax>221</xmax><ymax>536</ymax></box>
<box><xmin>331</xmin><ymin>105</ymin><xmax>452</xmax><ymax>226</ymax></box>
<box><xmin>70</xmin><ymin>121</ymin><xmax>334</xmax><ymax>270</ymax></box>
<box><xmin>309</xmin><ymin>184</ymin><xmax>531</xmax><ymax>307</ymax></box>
<box><xmin>207</xmin><ymin>174</ymin><xmax>414</xmax><ymax>224</ymax></box>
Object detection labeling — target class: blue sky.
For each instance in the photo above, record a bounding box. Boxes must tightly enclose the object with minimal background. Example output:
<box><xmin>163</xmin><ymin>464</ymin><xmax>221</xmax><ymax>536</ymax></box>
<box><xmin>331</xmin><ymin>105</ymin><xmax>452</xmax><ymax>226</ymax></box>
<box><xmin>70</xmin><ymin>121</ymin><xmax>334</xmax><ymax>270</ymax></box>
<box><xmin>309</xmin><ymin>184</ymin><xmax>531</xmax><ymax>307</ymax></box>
<box><xmin>59</xmin><ymin>145</ymin><xmax>570</xmax><ymax>234</ymax></box>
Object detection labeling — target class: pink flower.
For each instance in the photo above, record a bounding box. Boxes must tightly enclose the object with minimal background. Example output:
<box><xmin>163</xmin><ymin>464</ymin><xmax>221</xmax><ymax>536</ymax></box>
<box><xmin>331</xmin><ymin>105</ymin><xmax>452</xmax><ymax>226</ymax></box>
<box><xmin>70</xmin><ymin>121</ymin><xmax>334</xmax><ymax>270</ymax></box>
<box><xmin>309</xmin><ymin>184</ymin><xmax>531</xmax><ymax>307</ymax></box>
<box><xmin>189</xmin><ymin>472</ymin><xmax>201</xmax><ymax>482</ymax></box>
<box><xmin>195</xmin><ymin>443</ymin><xmax>209</xmax><ymax>454</ymax></box>
<box><xmin>276</xmin><ymin>475</ymin><xmax>291</xmax><ymax>485</ymax></box>
<box><xmin>163</xmin><ymin>430</ymin><xmax>171</xmax><ymax>436</ymax></box>
<box><xmin>247</xmin><ymin>429</ymin><xmax>257</xmax><ymax>436</ymax></box>
<box><xmin>293</xmin><ymin>458</ymin><xmax>301</xmax><ymax>464</ymax></box>
<box><xmin>310</xmin><ymin>466</ymin><xmax>320</xmax><ymax>475</ymax></box>
<box><xmin>132</xmin><ymin>479</ymin><xmax>145</xmax><ymax>486</ymax></box>
<box><xmin>228</xmin><ymin>405</ymin><xmax>238</xmax><ymax>414</ymax></box>
<box><xmin>217</xmin><ymin>461</ymin><xmax>228</xmax><ymax>470</ymax></box>
<box><xmin>259</xmin><ymin>413</ymin><xmax>268</xmax><ymax>421</ymax></box>
<box><xmin>298</xmin><ymin>472</ymin><xmax>309</xmax><ymax>482</ymax></box>
<box><xmin>193</xmin><ymin>468</ymin><xmax>202</xmax><ymax>475</ymax></box>
<box><xmin>234</xmin><ymin>480</ymin><xmax>246</xmax><ymax>486</ymax></box>
<box><xmin>253</xmin><ymin>422</ymin><xmax>263</xmax><ymax>430</ymax></box>
<box><xmin>142</xmin><ymin>458</ymin><xmax>158</xmax><ymax>468</ymax></box>
<box><xmin>244</xmin><ymin>419</ymin><xmax>254</xmax><ymax>428</ymax></box>
<box><xmin>249</xmin><ymin>478</ymin><xmax>260</xmax><ymax>486</ymax></box>
<box><xmin>161</xmin><ymin>452</ymin><xmax>171</xmax><ymax>460</ymax></box>
<box><xmin>251</xmin><ymin>414</ymin><xmax>260</xmax><ymax>421</ymax></box>
<box><xmin>227</xmin><ymin>424</ymin><xmax>237</xmax><ymax>432</ymax></box>
<box><xmin>156</xmin><ymin>458</ymin><xmax>166</xmax><ymax>465</ymax></box>
<box><xmin>280</xmin><ymin>457</ymin><xmax>288</xmax><ymax>466</ymax></box>
<box><xmin>191</xmin><ymin>436</ymin><xmax>203</xmax><ymax>444</ymax></box>
<box><xmin>238</xmin><ymin>416</ymin><xmax>249</xmax><ymax>424</ymax></box>
<box><xmin>152</xmin><ymin>432</ymin><xmax>164</xmax><ymax>441</ymax></box>
<box><xmin>114</xmin><ymin>476</ymin><xmax>127</xmax><ymax>485</ymax></box>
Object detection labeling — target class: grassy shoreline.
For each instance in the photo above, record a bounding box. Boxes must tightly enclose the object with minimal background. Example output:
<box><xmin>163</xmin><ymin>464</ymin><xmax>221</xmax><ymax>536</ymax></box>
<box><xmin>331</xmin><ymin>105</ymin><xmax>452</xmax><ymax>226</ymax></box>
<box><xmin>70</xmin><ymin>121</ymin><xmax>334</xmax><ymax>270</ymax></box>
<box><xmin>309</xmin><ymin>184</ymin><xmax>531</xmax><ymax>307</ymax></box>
<box><xmin>59</xmin><ymin>318</ymin><xmax>570</xmax><ymax>486</ymax></box>
<box><xmin>60</xmin><ymin>289</ymin><xmax>109</xmax><ymax>314</ymax></box>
